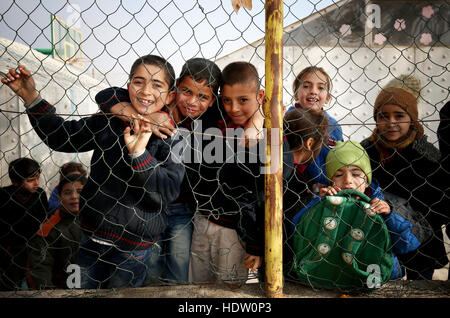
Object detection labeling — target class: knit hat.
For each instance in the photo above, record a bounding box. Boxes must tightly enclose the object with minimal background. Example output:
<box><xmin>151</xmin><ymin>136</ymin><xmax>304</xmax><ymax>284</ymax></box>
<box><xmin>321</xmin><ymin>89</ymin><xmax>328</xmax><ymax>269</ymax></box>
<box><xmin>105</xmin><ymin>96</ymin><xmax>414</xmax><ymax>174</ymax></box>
<box><xmin>373</xmin><ymin>87</ymin><xmax>424</xmax><ymax>139</ymax></box>
<box><xmin>385</xmin><ymin>75</ymin><xmax>421</xmax><ymax>98</ymax></box>
<box><xmin>325</xmin><ymin>140</ymin><xmax>372</xmax><ymax>184</ymax></box>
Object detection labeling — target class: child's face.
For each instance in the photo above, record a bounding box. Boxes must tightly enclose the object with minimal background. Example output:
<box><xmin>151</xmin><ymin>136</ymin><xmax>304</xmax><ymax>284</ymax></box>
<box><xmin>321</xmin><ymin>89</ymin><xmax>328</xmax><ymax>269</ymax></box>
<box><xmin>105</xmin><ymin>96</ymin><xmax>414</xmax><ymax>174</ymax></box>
<box><xmin>127</xmin><ymin>63</ymin><xmax>175</xmax><ymax>115</ymax></box>
<box><xmin>14</xmin><ymin>172</ymin><xmax>40</xmax><ymax>194</ymax></box>
<box><xmin>175</xmin><ymin>77</ymin><xmax>215</xmax><ymax>119</ymax></box>
<box><xmin>222</xmin><ymin>83</ymin><xmax>264</xmax><ymax>126</ymax></box>
<box><xmin>59</xmin><ymin>181</ymin><xmax>83</xmax><ymax>215</ymax></box>
<box><xmin>375</xmin><ymin>104</ymin><xmax>412</xmax><ymax>143</ymax></box>
<box><xmin>295</xmin><ymin>71</ymin><xmax>330</xmax><ymax>113</ymax></box>
<box><xmin>332</xmin><ymin>165</ymin><xmax>368</xmax><ymax>193</ymax></box>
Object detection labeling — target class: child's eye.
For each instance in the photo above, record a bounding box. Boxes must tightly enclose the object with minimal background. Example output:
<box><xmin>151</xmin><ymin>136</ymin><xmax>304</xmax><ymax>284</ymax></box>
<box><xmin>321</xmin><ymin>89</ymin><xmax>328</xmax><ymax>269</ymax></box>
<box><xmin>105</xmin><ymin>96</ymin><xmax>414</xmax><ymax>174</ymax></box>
<box><xmin>376</xmin><ymin>113</ymin><xmax>388</xmax><ymax>121</ymax></box>
<box><xmin>240</xmin><ymin>98</ymin><xmax>248</xmax><ymax>103</ymax></box>
<box><xmin>132</xmin><ymin>80</ymin><xmax>144</xmax><ymax>86</ymax></box>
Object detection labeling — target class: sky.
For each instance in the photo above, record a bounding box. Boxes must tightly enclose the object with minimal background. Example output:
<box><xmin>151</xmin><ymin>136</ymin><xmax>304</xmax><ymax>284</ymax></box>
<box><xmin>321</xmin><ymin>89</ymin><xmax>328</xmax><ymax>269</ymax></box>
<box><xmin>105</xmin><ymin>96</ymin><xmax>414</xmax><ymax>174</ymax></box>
<box><xmin>0</xmin><ymin>0</ymin><xmax>334</xmax><ymax>86</ymax></box>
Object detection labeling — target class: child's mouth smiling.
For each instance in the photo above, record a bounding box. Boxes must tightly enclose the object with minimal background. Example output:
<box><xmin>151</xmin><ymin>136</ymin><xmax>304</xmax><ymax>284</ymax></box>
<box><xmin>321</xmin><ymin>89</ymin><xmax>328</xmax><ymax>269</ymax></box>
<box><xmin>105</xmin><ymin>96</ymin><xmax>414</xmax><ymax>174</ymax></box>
<box><xmin>137</xmin><ymin>98</ymin><xmax>154</xmax><ymax>107</ymax></box>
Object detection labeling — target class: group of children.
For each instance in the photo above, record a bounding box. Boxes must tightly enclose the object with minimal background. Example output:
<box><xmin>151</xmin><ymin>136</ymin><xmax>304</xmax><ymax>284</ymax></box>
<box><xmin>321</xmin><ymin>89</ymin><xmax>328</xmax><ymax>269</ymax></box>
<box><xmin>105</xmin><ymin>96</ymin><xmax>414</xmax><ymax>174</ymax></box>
<box><xmin>0</xmin><ymin>53</ymin><xmax>448</xmax><ymax>291</ymax></box>
<box><xmin>0</xmin><ymin>158</ymin><xmax>86</xmax><ymax>289</ymax></box>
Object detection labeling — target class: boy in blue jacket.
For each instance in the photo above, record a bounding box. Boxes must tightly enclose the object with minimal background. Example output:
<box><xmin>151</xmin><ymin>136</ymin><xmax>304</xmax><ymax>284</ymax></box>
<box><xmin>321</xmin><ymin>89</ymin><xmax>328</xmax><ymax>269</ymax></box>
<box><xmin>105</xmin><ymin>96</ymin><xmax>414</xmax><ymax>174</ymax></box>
<box><xmin>291</xmin><ymin>141</ymin><xmax>421</xmax><ymax>280</ymax></box>
<box><xmin>1</xmin><ymin>55</ymin><xmax>185</xmax><ymax>289</ymax></box>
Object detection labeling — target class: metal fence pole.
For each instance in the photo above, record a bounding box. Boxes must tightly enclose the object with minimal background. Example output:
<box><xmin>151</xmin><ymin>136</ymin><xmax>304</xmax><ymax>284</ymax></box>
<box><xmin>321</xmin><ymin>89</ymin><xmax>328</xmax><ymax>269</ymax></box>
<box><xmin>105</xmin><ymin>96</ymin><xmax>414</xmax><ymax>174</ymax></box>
<box><xmin>264</xmin><ymin>0</ymin><xmax>284</xmax><ymax>298</ymax></box>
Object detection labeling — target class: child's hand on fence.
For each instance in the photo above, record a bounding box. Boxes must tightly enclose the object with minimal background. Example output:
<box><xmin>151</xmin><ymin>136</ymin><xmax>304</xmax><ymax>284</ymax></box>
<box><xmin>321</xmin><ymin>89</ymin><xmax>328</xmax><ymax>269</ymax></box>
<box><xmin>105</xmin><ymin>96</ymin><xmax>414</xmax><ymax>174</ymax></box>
<box><xmin>145</xmin><ymin>111</ymin><xmax>176</xmax><ymax>139</ymax></box>
<box><xmin>124</xmin><ymin>115</ymin><xmax>153</xmax><ymax>155</ymax></box>
<box><xmin>369</xmin><ymin>198</ymin><xmax>391</xmax><ymax>215</ymax></box>
<box><xmin>311</xmin><ymin>183</ymin><xmax>326</xmax><ymax>194</ymax></box>
<box><xmin>319</xmin><ymin>185</ymin><xmax>340</xmax><ymax>197</ymax></box>
<box><xmin>1</xmin><ymin>65</ymin><xmax>39</xmax><ymax>105</ymax></box>
<box><xmin>244</xmin><ymin>254</ymin><xmax>262</xmax><ymax>273</ymax></box>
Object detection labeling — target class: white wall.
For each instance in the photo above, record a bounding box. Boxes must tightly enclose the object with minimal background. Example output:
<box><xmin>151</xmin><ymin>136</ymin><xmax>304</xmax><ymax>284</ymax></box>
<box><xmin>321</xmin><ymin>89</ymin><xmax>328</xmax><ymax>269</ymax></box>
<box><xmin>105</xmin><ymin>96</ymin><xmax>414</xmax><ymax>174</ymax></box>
<box><xmin>0</xmin><ymin>37</ymin><xmax>107</xmax><ymax>195</ymax></box>
<box><xmin>215</xmin><ymin>43</ymin><xmax>449</xmax><ymax>145</ymax></box>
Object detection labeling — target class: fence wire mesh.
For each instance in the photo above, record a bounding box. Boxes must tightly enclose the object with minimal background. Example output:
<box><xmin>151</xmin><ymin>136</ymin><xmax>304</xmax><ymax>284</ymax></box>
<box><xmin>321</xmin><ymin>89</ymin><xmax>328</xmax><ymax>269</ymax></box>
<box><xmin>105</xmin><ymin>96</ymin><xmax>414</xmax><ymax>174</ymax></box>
<box><xmin>0</xmin><ymin>0</ymin><xmax>449</xmax><ymax>297</ymax></box>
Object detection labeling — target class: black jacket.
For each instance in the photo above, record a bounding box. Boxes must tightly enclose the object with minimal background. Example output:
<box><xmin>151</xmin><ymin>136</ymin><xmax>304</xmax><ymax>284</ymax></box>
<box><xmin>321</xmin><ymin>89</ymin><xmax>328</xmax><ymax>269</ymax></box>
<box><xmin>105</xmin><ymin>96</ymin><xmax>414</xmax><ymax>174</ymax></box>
<box><xmin>28</xmin><ymin>209</ymin><xmax>81</xmax><ymax>289</ymax></box>
<box><xmin>0</xmin><ymin>185</ymin><xmax>48</xmax><ymax>290</ymax></box>
<box><xmin>27</xmin><ymin>98</ymin><xmax>185</xmax><ymax>251</ymax></box>
<box><xmin>361</xmin><ymin>136</ymin><xmax>449</xmax><ymax>273</ymax></box>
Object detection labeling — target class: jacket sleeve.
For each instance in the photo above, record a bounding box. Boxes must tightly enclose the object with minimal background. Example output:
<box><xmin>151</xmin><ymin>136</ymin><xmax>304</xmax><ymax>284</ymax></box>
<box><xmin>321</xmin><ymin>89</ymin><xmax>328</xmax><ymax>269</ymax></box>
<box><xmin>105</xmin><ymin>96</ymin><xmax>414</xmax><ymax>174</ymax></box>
<box><xmin>26</xmin><ymin>98</ymin><xmax>100</xmax><ymax>153</ymax></box>
<box><xmin>383</xmin><ymin>211</ymin><xmax>421</xmax><ymax>255</ymax></box>
<box><xmin>233</xmin><ymin>190</ymin><xmax>265</xmax><ymax>256</ymax></box>
<box><xmin>128</xmin><ymin>137</ymin><xmax>185</xmax><ymax>206</ymax></box>
<box><xmin>95</xmin><ymin>87</ymin><xmax>131</xmax><ymax>113</ymax></box>
<box><xmin>28</xmin><ymin>235</ymin><xmax>55</xmax><ymax>289</ymax></box>
<box><xmin>291</xmin><ymin>196</ymin><xmax>322</xmax><ymax>234</ymax></box>
<box><xmin>373</xmin><ymin>189</ymin><xmax>422</xmax><ymax>255</ymax></box>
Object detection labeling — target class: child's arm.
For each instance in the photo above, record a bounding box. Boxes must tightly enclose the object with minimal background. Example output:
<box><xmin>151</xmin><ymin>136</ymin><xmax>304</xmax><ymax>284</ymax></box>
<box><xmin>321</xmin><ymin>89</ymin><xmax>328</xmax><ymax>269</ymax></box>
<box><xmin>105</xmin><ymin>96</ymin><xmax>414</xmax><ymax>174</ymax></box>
<box><xmin>28</xmin><ymin>234</ymin><xmax>55</xmax><ymax>289</ymax></box>
<box><xmin>95</xmin><ymin>87</ymin><xmax>176</xmax><ymax>139</ymax></box>
<box><xmin>383</xmin><ymin>210</ymin><xmax>421</xmax><ymax>255</ymax></box>
<box><xmin>126</xmin><ymin>128</ymin><xmax>185</xmax><ymax>206</ymax></box>
<box><xmin>2</xmin><ymin>65</ymin><xmax>100</xmax><ymax>153</ymax></box>
<box><xmin>1</xmin><ymin>65</ymin><xmax>39</xmax><ymax>105</ymax></box>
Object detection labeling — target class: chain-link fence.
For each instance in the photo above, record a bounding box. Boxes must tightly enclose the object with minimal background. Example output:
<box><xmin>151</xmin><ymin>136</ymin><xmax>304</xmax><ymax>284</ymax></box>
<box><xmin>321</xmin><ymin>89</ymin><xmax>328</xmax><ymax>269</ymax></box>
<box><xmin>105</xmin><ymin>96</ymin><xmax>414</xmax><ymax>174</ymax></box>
<box><xmin>0</xmin><ymin>0</ymin><xmax>449</xmax><ymax>297</ymax></box>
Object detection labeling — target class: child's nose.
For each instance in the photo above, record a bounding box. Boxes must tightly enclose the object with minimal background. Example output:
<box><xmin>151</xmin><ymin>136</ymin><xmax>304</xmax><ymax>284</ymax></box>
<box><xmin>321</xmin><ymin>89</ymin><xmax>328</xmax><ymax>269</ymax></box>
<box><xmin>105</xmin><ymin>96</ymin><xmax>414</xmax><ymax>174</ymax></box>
<box><xmin>229</xmin><ymin>101</ymin><xmax>239</xmax><ymax>112</ymax></box>
<box><xmin>309</xmin><ymin>86</ymin><xmax>318</xmax><ymax>95</ymax></box>
<box><xmin>188</xmin><ymin>95</ymin><xmax>200</xmax><ymax>106</ymax></box>
<box><xmin>386</xmin><ymin>117</ymin><xmax>398</xmax><ymax>126</ymax></box>
<box><xmin>343</xmin><ymin>173</ymin><xmax>352</xmax><ymax>183</ymax></box>
<box><xmin>140</xmin><ymin>83</ymin><xmax>153</xmax><ymax>95</ymax></box>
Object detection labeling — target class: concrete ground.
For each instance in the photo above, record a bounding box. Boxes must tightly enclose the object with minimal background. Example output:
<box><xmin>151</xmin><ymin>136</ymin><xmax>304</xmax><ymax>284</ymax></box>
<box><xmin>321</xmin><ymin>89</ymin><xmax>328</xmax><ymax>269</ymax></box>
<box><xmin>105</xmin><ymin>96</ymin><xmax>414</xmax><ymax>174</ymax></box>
<box><xmin>0</xmin><ymin>279</ymin><xmax>449</xmax><ymax>299</ymax></box>
<box><xmin>1</xmin><ymin>228</ymin><xmax>448</xmax><ymax>300</ymax></box>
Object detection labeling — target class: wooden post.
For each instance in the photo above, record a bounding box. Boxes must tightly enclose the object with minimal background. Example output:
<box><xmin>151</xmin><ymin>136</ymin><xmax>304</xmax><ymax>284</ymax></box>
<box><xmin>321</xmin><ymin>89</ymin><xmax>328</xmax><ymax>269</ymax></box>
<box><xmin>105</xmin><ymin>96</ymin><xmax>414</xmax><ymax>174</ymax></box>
<box><xmin>264</xmin><ymin>0</ymin><xmax>284</xmax><ymax>298</ymax></box>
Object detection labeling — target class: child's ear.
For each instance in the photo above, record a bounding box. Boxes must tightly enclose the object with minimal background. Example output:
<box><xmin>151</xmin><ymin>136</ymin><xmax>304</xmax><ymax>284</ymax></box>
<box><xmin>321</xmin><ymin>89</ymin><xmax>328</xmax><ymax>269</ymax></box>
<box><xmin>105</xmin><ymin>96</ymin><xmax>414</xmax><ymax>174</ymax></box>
<box><xmin>304</xmin><ymin>137</ymin><xmax>315</xmax><ymax>151</ymax></box>
<box><xmin>165</xmin><ymin>90</ymin><xmax>176</xmax><ymax>106</ymax></box>
<box><xmin>325</xmin><ymin>93</ymin><xmax>331</xmax><ymax>105</ymax></box>
<box><xmin>257</xmin><ymin>89</ymin><xmax>265</xmax><ymax>104</ymax></box>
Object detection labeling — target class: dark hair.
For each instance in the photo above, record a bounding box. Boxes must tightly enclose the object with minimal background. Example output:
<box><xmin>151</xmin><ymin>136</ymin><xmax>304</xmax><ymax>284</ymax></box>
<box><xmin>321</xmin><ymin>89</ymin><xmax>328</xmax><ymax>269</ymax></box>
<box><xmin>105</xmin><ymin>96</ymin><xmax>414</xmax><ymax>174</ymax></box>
<box><xmin>292</xmin><ymin>66</ymin><xmax>332</xmax><ymax>99</ymax></box>
<box><xmin>57</xmin><ymin>173</ymin><xmax>87</xmax><ymax>194</ymax></box>
<box><xmin>177</xmin><ymin>58</ymin><xmax>223</xmax><ymax>95</ymax></box>
<box><xmin>59</xmin><ymin>161</ymin><xmax>87</xmax><ymax>180</ymax></box>
<box><xmin>221</xmin><ymin>61</ymin><xmax>260</xmax><ymax>89</ymax></box>
<box><xmin>8</xmin><ymin>157</ymin><xmax>41</xmax><ymax>182</ymax></box>
<box><xmin>284</xmin><ymin>108</ymin><xmax>329</xmax><ymax>152</ymax></box>
<box><xmin>129</xmin><ymin>54</ymin><xmax>176</xmax><ymax>90</ymax></box>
